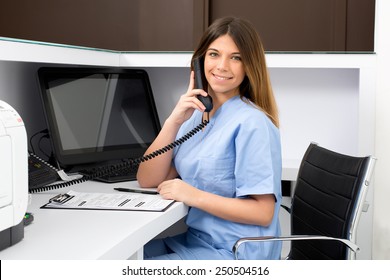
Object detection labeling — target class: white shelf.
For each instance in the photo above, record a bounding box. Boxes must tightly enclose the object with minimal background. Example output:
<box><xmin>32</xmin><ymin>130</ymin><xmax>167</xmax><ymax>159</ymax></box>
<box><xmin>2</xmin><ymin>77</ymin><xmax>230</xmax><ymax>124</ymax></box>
<box><xmin>0</xmin><ymin>37</ymin><xmax>119</xmax><ymax>66</ymax></box>
<box><xmin>120</xmin><ymin>52</ymin><xmax>193</xmax><ymax>67</ymax></box>
<box><xmin>266</xmin><ymin>52</ymin><xmax>377</xmax><ymax>69</ymax></box>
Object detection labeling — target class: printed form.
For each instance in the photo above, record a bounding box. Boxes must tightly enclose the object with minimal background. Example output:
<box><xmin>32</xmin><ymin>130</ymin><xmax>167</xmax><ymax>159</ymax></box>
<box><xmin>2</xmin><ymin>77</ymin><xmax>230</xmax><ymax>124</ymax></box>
<box><xmin>42</xmin><ymin>190</ymin><xmax>175</xmax><ymax>212</ymax></box>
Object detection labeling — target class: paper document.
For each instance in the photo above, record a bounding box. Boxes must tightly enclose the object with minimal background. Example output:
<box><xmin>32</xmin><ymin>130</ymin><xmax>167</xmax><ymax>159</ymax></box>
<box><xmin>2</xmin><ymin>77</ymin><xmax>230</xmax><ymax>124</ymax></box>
<box><xmin>41</xmin><ymin>190</ymin><xmax>175</xmax><ymax>212</ymax></box>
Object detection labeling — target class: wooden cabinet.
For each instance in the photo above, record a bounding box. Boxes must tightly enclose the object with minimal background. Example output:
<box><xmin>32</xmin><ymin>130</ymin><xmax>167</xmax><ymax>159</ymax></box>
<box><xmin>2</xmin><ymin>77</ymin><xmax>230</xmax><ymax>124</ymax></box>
<box><xmin>0</xmin><ymin>0</ymin><xmax>375</xmax><ymax>51</ymax></box>
<box><xmin>210</xmin><ymin>0</ymin><xmax>375</xmax><ymax>51</ymax></box>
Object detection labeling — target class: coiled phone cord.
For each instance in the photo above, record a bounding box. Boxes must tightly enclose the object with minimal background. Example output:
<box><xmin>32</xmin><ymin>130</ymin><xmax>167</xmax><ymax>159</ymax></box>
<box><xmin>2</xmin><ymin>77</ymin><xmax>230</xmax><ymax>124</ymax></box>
<box><xmin>29</xmin><ymin>119</ymin><xmax>209</xmax><ymax>193</ymax></box>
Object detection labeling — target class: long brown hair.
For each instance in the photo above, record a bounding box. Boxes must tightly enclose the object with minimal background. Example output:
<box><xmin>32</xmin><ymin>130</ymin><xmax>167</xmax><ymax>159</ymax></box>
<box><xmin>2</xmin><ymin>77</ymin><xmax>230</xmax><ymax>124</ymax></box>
<box><xmin>192</xmin><ymin>17</ymin><xmax>279</xmax><ymax>128</ymax></box>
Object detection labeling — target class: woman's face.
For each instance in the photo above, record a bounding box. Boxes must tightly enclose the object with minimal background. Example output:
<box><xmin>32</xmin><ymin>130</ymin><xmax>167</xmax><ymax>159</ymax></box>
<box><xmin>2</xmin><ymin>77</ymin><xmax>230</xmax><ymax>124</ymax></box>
<box><xmin>204</xmin><ymin>34</ymin><xmax>245</xmax><ymax>99</ymax></box>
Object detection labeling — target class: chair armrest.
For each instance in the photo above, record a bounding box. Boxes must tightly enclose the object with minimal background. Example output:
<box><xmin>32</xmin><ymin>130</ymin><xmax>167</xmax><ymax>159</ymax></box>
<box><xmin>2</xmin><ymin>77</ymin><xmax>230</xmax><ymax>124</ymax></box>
<box><xmin>233</xmin><ymin>235</ymin><xmax>359</xmax><ymax>260</ymax></box>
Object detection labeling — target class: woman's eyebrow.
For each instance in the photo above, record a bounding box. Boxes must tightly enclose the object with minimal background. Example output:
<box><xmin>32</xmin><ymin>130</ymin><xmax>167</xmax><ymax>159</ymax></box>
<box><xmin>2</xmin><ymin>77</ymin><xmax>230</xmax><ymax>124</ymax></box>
<box><xmin>207</xmin><ymin>48</ymin><xmax>241</xmax><ymax>55</ymax></box>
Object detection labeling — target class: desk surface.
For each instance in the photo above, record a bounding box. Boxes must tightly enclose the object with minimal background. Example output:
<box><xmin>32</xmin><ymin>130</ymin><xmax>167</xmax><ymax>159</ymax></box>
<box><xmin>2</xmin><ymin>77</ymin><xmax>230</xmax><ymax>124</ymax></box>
<box><xmin>0</xmin><ymin>180</ymin><xmax>188</xmax><ymax>260</ymax></box>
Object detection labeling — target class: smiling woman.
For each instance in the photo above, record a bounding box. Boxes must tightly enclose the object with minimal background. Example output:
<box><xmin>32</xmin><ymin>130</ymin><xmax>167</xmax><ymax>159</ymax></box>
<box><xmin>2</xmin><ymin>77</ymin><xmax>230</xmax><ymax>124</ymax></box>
<box><xmin>137</xmin><ymin>17</ymin><xmax>282</xmax><ymax>260</ymax></box>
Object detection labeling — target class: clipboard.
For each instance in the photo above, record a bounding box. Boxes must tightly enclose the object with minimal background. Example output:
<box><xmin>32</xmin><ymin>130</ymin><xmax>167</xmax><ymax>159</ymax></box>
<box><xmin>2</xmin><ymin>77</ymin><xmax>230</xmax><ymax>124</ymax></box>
<box><xmin>41</xmin><ymin>190</ymin><xmax>175</xmax><ymax>212</ymax></box>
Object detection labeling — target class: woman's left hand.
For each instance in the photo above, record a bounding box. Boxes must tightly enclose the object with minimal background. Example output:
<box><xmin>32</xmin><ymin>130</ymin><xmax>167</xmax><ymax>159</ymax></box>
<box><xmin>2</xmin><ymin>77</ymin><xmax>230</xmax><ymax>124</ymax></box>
<box><xmin>157</xmin><ymin>178</ymin><xmax>199</xmax><ymax>204</ymax></box>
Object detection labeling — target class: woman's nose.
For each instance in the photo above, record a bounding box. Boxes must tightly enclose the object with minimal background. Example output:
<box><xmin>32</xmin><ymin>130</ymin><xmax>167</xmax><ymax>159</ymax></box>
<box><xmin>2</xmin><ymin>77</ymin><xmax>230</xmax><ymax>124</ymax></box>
<box><xmin>216</xmin><ymin>57</ymin><xmax>229</xmax><ymax>71</ymax></box>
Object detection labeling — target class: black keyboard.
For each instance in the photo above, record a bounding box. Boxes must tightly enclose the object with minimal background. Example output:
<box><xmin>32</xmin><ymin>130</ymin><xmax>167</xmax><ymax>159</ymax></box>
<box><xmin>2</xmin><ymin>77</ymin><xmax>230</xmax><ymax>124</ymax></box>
<box><xmin>79</xmin><ymin>166</ymin><xmax>137</xmax><ymax>183</ymax></box>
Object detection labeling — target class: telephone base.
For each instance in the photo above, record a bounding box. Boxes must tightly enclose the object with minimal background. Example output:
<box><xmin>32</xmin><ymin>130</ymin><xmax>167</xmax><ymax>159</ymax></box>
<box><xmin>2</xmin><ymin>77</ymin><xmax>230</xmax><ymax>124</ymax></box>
<box><xmin>0</xmin><ymin>220</ymin><xmax>24</xmax><ymax>252</ymax></box>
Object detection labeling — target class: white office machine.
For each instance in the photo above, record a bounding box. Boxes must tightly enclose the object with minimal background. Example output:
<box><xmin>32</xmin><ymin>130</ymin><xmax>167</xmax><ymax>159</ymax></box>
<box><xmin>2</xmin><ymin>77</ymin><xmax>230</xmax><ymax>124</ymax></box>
<box><xmin>0</xmin><ymin>100</ymin><xmax>28</xmax><ymax>251</ymax></box>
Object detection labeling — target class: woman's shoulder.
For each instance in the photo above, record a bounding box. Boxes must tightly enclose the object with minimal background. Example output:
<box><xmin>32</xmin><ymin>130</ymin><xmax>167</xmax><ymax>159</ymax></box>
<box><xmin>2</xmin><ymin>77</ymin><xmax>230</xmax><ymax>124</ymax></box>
<box><xmin>233</xmin><ymin>97</ymin><xmax>273</xmax><ymax>124</ymax></box>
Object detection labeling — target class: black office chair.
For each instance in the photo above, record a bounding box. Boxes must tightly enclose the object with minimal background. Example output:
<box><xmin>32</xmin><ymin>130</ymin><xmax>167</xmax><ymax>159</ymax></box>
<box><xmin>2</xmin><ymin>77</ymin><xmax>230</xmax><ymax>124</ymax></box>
<box><xmin>233</xmin><ymin>142</ymin><xmax>376</xmax><ymax>260</ymax></box>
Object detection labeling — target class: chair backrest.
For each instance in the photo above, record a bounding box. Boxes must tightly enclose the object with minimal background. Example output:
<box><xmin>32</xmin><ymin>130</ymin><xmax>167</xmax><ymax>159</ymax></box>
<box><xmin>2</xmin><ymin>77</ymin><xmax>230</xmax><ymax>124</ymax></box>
<box><xmin>289</xmin><ymin>143</ymin><xmax>375</xmax><ymax>259</ymax></box>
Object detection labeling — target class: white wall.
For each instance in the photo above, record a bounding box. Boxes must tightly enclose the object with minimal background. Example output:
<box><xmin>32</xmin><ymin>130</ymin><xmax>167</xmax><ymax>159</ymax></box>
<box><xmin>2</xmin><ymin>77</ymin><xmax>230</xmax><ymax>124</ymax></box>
<box><xmin>372</xmin><ymin>0</ymin><xmax>390</xmax><ymax>259</ymax></box>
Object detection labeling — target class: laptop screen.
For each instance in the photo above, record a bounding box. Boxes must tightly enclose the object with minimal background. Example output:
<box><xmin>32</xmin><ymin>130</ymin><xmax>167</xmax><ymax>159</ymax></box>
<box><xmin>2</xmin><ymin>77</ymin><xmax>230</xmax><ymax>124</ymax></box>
<box><xmin>37</xmin><ymin>67</ymin><xmax>161</xmax><ymax>170</ymax></box>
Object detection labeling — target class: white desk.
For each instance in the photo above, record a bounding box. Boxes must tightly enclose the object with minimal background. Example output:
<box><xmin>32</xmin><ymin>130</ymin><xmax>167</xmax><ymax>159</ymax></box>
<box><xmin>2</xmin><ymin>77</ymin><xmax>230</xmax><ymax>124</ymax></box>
<box><xmin>0</xmin><ymin>180</ymin><xmax>188</xmax><ymax>260</ymax></box>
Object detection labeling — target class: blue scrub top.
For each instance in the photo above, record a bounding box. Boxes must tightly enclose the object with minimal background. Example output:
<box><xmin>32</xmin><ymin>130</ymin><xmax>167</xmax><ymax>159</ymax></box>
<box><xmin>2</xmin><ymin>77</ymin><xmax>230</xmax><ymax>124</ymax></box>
<box><xmin>169</xmin><ymin>95</ymin><xmax>282</xmax><ymax>260</ymax></box>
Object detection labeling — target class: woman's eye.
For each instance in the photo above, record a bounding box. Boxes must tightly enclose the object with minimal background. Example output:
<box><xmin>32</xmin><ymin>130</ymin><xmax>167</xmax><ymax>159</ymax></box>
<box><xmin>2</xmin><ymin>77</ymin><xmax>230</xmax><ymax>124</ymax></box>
<box><xmin>232</xmin><ymin>56</ymin><xmax>242</xmax><ymax>61</ymax></box>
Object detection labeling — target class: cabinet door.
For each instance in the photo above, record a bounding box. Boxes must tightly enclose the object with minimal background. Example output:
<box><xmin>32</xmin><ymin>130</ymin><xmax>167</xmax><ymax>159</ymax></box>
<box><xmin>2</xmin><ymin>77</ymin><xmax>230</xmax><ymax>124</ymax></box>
<box><xmin>209</xmin><ymin>0</ymin><xmax>375</xmax><ymax>51</ymax></box>
<box><xmin>0</xmin><ymin>0</ymin><xmax>205</xmax><ymax>51</ymax></box>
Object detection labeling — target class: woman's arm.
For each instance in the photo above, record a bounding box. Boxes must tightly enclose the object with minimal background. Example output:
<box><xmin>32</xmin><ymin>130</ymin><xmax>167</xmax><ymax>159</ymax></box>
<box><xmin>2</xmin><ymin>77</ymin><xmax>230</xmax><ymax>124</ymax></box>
<box><xmin>136</xmin><ymin>72</ymin><xmax>209</xmax><ymax>188</ymax></box>
<box><xmin>157</xmin><ymin>179</ymin><xmax>275</xmax><ymax>226</ymax></box>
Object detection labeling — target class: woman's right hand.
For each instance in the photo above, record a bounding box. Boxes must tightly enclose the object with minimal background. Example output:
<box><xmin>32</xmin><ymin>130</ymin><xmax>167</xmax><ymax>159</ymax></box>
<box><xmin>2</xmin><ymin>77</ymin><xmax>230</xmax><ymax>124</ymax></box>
<box><xmin>137</xmin><ymin>71</ymin><xmax>208</xmax><ymax>188</ymax></box>
<box><xmin>166</xmin><ymin>71</ymin><xmax>209</xmax><ymax>126</ymax></box>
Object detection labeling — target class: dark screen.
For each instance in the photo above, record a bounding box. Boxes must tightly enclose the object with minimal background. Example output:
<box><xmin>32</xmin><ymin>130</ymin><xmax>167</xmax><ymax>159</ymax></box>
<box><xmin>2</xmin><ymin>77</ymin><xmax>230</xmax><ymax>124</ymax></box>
<box><xmin>38</xmin><ymin>68</ymin><xmax>160</xmax><ymax>169</ymax></box>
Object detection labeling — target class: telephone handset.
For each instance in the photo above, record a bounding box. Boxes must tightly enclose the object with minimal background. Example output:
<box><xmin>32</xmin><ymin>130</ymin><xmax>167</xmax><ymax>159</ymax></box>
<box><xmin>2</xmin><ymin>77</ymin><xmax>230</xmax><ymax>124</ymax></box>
<box><xmin>194</xmin><ymin>57</ymin><xmax>213</xmax><ymax>112</ymax></box>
